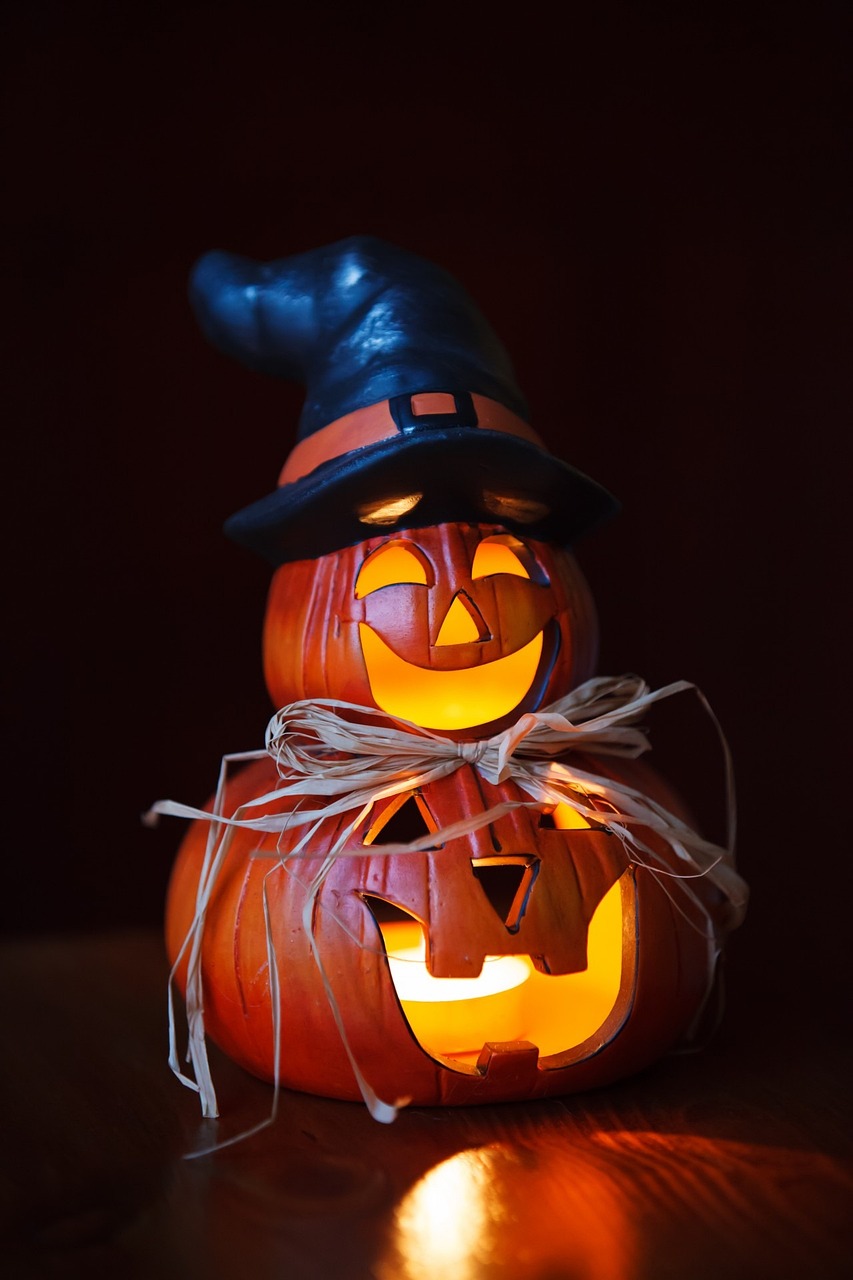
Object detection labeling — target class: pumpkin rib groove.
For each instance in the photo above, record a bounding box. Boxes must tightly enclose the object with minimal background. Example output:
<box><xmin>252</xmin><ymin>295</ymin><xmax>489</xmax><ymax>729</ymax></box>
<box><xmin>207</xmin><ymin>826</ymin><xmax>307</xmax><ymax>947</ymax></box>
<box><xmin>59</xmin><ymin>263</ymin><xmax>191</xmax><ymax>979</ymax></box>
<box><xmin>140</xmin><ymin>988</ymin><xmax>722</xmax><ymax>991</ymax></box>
<box><xmin>232</xmin><ymin>859</ymin><xmax>254</xmax><ymax>1019</ymax></box>
<box><xmin>308</xmin><ymin>554</ymin><xmax>331</xmax><ymax>699</ymax></box>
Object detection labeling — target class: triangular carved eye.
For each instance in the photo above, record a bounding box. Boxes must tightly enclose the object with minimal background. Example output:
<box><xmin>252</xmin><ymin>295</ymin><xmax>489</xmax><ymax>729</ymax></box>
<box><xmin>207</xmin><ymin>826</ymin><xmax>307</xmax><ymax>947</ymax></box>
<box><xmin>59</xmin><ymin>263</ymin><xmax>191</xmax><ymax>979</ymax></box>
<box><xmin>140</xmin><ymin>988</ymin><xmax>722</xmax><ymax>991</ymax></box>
<box><xmin>472</xmin><ymin>856</ymin><xmax>540</xmax><ymax>932</ymax></box>
<box><xmin>363</xmin><ymin>790</ymin><xmax>442</xmax><ymax>849</ymax></box>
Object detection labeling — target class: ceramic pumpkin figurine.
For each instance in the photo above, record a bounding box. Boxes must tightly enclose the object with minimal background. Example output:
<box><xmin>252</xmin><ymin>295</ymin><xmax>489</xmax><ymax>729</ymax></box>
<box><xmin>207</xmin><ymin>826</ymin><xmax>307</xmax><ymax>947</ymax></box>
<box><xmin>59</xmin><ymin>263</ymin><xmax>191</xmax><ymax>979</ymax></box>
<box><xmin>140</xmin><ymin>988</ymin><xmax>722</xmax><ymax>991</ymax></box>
<box><xmin>156</xmin><ymin>236</ymin><xmax>747</xmax><ymax>1122</ymax></box>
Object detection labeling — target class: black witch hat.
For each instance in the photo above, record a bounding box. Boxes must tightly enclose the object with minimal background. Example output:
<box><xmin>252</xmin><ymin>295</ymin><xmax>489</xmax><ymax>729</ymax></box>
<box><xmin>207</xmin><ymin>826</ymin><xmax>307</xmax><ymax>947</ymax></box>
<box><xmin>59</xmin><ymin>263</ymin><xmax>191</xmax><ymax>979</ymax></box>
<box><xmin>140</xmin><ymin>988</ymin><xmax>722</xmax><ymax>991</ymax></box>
<box><xmin>189</xmin><ymin>235</ymin><xmax>619</xmax><ymax>564</ymax></box>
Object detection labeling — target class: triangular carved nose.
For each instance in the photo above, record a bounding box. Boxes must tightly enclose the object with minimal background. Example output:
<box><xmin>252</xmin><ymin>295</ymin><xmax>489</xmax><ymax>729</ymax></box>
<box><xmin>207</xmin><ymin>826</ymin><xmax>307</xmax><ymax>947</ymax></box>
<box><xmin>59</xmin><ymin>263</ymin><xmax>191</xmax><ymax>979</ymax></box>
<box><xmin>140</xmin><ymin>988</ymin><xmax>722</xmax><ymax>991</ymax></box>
<box><xmin>472</xmin><ymin>856</ymin><xmax>540</xmax><ymax>932</ymax></box>
<box><xmin>435</xmin><ymin>592</ymin><xmax>490</xmax><ymax>646</ymax></box>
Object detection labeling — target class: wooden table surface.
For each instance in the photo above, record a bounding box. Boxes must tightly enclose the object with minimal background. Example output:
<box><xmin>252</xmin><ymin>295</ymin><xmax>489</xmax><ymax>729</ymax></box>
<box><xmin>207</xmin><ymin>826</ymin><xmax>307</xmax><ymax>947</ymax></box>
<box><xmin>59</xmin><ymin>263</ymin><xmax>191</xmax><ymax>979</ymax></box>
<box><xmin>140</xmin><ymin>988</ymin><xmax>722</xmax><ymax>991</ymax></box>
<box><xmin>1</xmin><ymin>930</ymin><xmax>850</xmax><ymax>1280</ymax></box>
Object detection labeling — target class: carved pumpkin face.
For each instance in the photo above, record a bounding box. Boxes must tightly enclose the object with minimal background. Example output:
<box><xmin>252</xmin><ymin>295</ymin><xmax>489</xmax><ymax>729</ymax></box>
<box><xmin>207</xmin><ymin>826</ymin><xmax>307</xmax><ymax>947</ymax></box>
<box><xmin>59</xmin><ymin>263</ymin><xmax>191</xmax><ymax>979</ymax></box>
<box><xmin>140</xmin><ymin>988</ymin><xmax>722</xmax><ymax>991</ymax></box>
<box><xmin>165</xmin><ymin>753</ymin><xmax>722</xmax><ymax>1107</ymax></box>
<box><xmin>263</xmin><ymin>523</ymin><xmax>599</xmax><ymax>736</ymax></box>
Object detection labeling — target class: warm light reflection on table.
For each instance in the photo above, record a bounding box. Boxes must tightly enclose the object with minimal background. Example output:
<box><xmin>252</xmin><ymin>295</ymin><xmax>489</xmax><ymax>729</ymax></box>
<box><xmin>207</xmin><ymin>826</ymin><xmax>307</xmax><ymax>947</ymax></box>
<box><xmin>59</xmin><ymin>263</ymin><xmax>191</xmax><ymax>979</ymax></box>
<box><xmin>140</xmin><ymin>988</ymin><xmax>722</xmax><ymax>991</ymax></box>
<box><xmin>383</xmin><ymin>1149</ymin><xmax>493</xmax><ymax>1280</ymax></box>
<box><xmin>375</xmin><ymin>1143</ymin><xmax>636</xmax><ymax>1280</ymax></box>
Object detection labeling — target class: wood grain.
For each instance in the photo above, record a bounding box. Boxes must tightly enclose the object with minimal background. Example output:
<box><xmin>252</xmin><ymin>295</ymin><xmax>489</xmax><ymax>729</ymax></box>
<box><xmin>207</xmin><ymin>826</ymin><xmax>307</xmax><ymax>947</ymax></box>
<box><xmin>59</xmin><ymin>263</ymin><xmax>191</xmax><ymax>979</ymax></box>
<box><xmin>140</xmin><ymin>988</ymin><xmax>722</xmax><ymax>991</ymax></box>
<box><xmin>1</xmin><ymin>931</ymin><xmax>850</xmax><ymax>1280</ymax></box>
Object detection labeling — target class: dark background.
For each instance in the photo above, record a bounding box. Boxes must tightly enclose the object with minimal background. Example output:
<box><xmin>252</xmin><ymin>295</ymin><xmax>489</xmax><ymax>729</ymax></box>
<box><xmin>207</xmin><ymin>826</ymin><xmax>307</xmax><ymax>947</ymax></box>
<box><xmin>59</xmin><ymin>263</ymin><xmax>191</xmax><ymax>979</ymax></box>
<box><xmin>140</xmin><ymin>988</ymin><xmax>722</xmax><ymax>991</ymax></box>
<box><xmin>3</xmin><ymin>1</ymin><xmax>850</xmax><ymax>1013</ymax></box>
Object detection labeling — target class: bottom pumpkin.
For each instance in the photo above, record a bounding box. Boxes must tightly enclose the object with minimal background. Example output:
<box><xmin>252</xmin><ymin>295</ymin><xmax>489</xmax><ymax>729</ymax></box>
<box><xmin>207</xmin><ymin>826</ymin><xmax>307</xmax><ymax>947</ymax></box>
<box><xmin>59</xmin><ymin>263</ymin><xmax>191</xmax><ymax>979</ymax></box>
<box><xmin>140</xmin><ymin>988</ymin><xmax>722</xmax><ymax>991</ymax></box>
<box><xmin>165</xmin><ymin>754</ymin><xmax>729</xmax><ymax>1108</ymax></box>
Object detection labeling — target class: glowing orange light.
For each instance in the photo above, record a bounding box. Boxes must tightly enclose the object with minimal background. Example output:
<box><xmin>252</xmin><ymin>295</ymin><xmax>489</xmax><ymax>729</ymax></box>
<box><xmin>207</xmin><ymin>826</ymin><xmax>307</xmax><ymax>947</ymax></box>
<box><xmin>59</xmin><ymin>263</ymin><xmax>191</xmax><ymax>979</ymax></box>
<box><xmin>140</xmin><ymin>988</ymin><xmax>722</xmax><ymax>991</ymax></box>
<box><xmin>434</xmin><ymin>594</ymin><xmax>484</xmax><ymax>645</ymax></box>
<box><xmin>357</xmin><ymin>493</ymin><xmax>423</xmax><ymax>526</ymax></box>
<box><xmin>383</xmin><ymin>924</ymin><xmax>533</xmax><ymax>1053</ymax></box>
<box><xmin>379</xmin><ymin>872</ymin><xmax>626</xmax><ymax>1062</ymax></box>
<box><xmin>355</xmin><ymin>540</ymin><xmax>428</xmax><ymax>595</ymax></box>
<box><xmin>470</xmin><ymin>536</ymin><xmax>531</xmax><ymax>579</ymax></box>
<box><xmin>358</xmin><ymin>623</ymin><xmax>544</xmax><ymax>730</ymax></box>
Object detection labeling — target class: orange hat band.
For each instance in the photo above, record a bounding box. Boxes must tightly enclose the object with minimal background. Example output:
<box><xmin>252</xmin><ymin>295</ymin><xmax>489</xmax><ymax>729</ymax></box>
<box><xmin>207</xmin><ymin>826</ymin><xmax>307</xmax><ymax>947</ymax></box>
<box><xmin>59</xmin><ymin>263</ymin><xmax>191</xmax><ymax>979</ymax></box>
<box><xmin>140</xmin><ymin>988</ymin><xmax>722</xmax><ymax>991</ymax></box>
<box><xmin>278</xmin><ymin>392</ymin><xmax>544</xmax><ymax>488</ymax></box>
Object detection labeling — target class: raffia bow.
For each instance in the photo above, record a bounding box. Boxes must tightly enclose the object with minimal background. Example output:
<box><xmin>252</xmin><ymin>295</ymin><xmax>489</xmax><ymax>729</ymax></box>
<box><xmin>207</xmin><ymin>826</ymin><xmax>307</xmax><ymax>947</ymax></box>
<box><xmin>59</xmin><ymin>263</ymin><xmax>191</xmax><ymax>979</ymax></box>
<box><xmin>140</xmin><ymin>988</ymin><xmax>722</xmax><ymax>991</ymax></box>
<box><xmin>148</xmin><ymin>673</ymin><xmax>747</xmax><ymax>1140</ymax></box>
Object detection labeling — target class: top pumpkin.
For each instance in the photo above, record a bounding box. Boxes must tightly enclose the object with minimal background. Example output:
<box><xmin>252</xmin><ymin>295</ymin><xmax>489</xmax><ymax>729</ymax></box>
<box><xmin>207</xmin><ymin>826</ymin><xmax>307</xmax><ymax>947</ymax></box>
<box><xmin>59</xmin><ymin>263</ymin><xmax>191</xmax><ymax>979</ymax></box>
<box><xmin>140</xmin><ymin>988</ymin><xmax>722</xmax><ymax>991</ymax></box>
<box><xmin>263</xmin><ymin>522</ymin><xmax>599</xmax><ymax>736</ymax></box>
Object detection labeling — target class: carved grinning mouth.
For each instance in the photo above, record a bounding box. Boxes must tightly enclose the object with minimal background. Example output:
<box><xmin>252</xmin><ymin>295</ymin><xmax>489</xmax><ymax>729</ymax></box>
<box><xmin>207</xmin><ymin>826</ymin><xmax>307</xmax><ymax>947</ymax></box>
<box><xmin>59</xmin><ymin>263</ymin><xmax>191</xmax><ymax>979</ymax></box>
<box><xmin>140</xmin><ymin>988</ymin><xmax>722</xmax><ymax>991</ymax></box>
<box><xmin>365</xmin><ymin>872</ymin><xmax>636</xmax><ymax>1071</ymax></box>
<box><xmin>358</xmin><ymin>622</ymin><xmax>545</xmax><ymax>730</ymax></box>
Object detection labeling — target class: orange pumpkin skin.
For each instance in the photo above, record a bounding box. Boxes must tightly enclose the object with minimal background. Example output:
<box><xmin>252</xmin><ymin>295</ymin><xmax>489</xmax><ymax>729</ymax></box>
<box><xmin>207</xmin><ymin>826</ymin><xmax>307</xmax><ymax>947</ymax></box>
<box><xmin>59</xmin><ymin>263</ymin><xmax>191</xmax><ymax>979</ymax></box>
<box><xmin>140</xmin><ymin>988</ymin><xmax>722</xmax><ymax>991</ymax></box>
<box><xmin>262</xmin><ymin>523</ymin><xmax>599</xmax><ymax>737</ymax></box>
<box><xmin>165</xmin><ymin>755</ymin><xmax>724</xmax><ymax>1107</ymax></box>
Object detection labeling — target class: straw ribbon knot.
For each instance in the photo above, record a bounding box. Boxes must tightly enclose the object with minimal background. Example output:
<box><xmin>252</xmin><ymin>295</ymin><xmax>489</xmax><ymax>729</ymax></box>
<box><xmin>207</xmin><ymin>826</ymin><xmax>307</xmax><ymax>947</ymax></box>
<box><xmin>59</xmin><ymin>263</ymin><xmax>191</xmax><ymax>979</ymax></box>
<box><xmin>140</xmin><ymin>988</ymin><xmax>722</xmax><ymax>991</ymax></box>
<box><xmin>455</xmin><ymin>739</ymin><xmax>489</xmax><ymax>766</ymax></box>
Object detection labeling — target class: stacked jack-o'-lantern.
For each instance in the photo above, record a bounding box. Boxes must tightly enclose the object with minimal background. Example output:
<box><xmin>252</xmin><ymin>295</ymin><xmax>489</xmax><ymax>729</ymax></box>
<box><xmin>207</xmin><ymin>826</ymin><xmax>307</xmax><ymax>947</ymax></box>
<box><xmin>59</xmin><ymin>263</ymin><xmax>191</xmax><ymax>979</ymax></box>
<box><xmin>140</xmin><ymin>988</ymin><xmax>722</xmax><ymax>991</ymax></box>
<box><xmin>160</xmin><ymin>237</ymin><xmax>747</xmax><ymax>1118</ymax></box>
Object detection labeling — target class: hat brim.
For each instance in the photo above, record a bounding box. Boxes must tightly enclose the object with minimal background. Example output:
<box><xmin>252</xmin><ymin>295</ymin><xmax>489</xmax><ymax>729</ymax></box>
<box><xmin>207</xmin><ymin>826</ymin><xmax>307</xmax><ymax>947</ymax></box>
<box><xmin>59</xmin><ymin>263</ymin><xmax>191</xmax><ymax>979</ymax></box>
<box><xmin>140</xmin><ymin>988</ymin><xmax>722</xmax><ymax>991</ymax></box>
<box><xmin>224</xmin><ymin>428</ymin><xmax>620</xmax><ymax>565</ymax></box>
